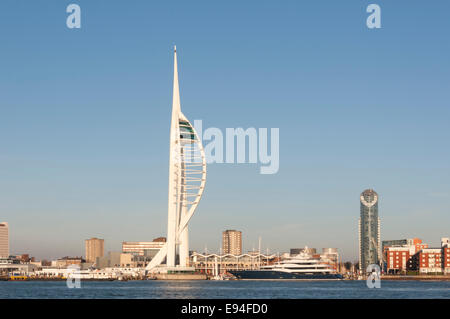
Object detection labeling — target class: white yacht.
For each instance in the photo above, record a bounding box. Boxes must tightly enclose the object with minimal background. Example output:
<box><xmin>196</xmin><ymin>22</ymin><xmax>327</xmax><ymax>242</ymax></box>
<box><xmin>229</xmin><ymin>250</ymin><xmax>342</xmax><ymax>280</ymax></box>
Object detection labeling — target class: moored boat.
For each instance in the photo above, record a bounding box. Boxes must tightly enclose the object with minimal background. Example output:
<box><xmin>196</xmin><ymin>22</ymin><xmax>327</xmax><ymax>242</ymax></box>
<box><xmin>229</xmin><ymin>250</ymin><xmax>342</xmax><ymax>280</ymax></box>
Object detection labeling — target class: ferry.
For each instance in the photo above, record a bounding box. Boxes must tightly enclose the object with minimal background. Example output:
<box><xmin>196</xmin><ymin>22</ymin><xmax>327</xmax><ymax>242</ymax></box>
<box><xmin>9</xmin><ymin>272</ymin><xmax>29</xmax><ymax>281</ymax></box>
<box><xmin>229</xmin><ymin>251</ymin><xmax>343</xmax><ymax>280</ymax></box>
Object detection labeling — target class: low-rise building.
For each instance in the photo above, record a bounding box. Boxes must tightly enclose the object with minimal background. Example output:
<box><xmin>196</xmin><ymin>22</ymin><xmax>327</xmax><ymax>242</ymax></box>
<box><xmin>55</xmin><ymin>256</ymin><xmax>85</xmax><ymax>268</ymax></box>
<box><xmin>442</xmin><ymin>238</ymin><xmax>450</xmax><ymax>274</ymax></box>
<box><xmin>382</xmin><ymin>239</ymin><xmax>408</xmax><ymax>252</ymax></box>
<box><xmin>410</xmin><ymin>248</ymin><xmax>443</xmax><ymax>274</ymax></box>
<box><xmin>383</xmin><ymin>237</ymin><xmax>428</xmax><ymax>273</ymax></box>
<box><xmin>190</xmin><ymin>252</ymin><xmax>277</xmax><ymax>274</ymax></box>
<box><xmin>0</xmin><ymin>257</ymin><xmax>38</xmax><ymax>274</ymax></box>
<box><xmin>119</xmin><ymin>253</ymin><xmax>133</xmax><ymax>267</ymax></box>
<box><xmin>386</xmin><ymin>247</ymin><xmax>410</xmax><ymax>273</ymax></box>
<box><xmin>442</xmin><ymin>247</ymin><xmax>450</xmax><ymax>274</ymax></box>
<box><xmin>320</xmin><ymin>248</ymin><xmax>339</xmax><ymax>272</ymax></box>
<box><xmin>122</xmin><ymin>239</ymin><xmax>165</xmax><ymax>257</ymax></box>
<box><xmin>407</xmin><ymin>238</ymin><xmax>429</xmax><ymax>254</ymax></box>
<box><xmin>96</xmin><ymin>252</ymin><xmax>121</xmax><ymax>269</ymax></box>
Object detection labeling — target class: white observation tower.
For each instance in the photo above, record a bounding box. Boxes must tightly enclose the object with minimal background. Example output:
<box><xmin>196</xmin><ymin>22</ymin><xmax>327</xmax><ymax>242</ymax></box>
<box><xmin>146</xmin><ymin>47</ymin><xmax>206</xmax><ymax>273</ymax></box>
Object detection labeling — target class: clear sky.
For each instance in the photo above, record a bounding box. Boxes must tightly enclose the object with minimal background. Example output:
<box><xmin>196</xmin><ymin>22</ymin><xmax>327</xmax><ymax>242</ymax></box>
<box><xmin>0</xmin><ymin>1</ymin><xmax>449</xmax><ymax>261</ymax></box>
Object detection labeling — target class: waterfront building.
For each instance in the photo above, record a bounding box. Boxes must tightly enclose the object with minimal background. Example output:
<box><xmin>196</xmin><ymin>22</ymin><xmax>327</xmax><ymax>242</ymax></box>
<box><xmin>321</xmin><ymin>248</ymin><xmax>339</xmax><ymax>272</ymax></box>
<box><xmin>386</xmin><ymin>247</ymin><xmax>411</xmax><ymax>273</ymax></box>
<box><xmin>222</xmin><ymin>230</ymin><xmax>243</xmax><ymax>255</ymax></box>
<box><xmin>120</xmin><ymin>239</ymin><xmax>167</xmax><ymax>268</ymax></box>
<box><xmin>119</xmin><ymin>253</ymin><xmax>133</xmax><ymax>267</ymax></box>
<box><xmin>145</xmin><ymin>47</ymin><xmax>206</xmax><ymax>273</ymax></box>
<box><xmin>382</xmin><ymin>239</ymin><xmax>407</xmax><ymax>270</ymax></box>
<box><xmin>0</xmin><ymin>222</ymin><xmax>9</xmax><ymax>258</ymax></box>
<box><xmin>85</xmin><ymin>238</ymin><xmax>104</xmax><ymax>263</ymax></box>
<box><xmin>382</xmin><ymin>239</ymin><xmax>407</xmax><ymax>252</ymax></box>
<box><xmin>0</xmin><ymin>257</ymin><xmax>38</xmax><ymax>274</ymax></box>
<box><xmin>407</xmin><ymin>238</ymin><xmax>429</xmax><ymax>253</ymax></box>
<box><xmin>383</xmin><ymin>238</ymin><xmax>429</xmax><ymax>273</ymax></box>
<box><xmin>372</xmin><ymin>236</ymin><xmax>450</xmax><ymax>274</ymax></box>
<box><xmin>410</xmin><ymin>248</ymin><xmax>443</xmax><ymax>274</ymax></box>
<box><xmin>190</xmin><ymin>252</ymin><xmax>277</xmax><ymax>274</ymax></box>
<box><xmin>55</xmin><ymin>256</ymin><xmax>85</xmax><ymax>268</ymax></box>
<box><xmin>441</xmin><ymin>238</ymin><xmax>450</xmax><ymax>274</ymax></box>
<box><xmin>443</xmin><ymin>246</ymin><xmax>450</xmax><ymax>274</ymax></box>
<box><xmin>441</xmin><ymin>237</ymin><xmax>450</xmax><ymax>274</ymax></box>
<box><xmin>34</xmin><ymin>267</ymin><xmax>144</xmax><ymax>280</ymax></box>
<box><xmin>29</xmin><ymin>260</ymin><xmax>43</xmax><ymax>268</ymax></box>
<box><xmin>96</xmin><ymin>252</ymin><xmax>122</xmax><ymax>269</ymax></box>
<box><xmin>358</xmin><ymin>189</ymin><xmax>381</xmax><ymax>272</ymax></box>
<box><xmin>122</xmin><ymin>240</ymin><xmax>166</xmax><ymax>257</ymax></box>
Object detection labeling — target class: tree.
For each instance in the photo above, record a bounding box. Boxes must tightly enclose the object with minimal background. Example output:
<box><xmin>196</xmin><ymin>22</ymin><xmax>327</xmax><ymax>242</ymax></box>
<box><xmin>344</xmin><ymin>261</ymin><xmax>352</xmax><ymax>271</ymax></box>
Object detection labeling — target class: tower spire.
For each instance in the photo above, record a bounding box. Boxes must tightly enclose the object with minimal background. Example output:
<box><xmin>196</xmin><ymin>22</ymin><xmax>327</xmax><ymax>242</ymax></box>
<box><xmin>172</xmin><ymin>45</ymin><xmax>181</xmax><ymax>114</ymax></box>
<box><xmin>146</xmin><ymin>47</ymin><xmax>206</xmax><ymax>273</ymax></box>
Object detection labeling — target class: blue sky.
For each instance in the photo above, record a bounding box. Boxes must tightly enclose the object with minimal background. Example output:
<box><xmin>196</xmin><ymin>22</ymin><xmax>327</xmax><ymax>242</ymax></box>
<box><xmin>0</xmin><ymin>1</ymin><xmax>449</xmax><ymax>261</ymax></box>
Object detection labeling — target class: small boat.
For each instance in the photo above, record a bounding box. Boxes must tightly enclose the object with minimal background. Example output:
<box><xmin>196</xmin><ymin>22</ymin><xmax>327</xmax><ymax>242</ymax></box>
<box><xmin>211</xmin><ymin>275</ymin><xmax>224</xmax><ymax>281</ymax></box>
<box><xmin>9</xmin><ymin>272</ymin><xmax>29</xmax><ymax>281</ymax></box>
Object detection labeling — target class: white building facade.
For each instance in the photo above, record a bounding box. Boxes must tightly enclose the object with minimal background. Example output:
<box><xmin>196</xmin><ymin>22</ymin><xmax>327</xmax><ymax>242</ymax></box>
<box><xmin>0</xmin><ymin>222</ymin><xmax>9</xmax><ymax>258</ymax></box>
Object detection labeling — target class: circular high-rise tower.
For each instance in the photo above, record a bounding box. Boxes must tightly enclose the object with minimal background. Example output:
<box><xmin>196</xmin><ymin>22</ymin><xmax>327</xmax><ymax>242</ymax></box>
<box><xmin>358</xmin><ymin>189</ymin><xmax>381</xmax><ymax>273</ymax></box>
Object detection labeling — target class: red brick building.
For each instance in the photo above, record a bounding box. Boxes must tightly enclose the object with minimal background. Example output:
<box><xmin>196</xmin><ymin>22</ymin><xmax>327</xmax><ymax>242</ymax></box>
<box><xmin>442</xmin><ymin>247</ymin><xmax>450</xmax><ymax>273</ymax></box>
<box><xmin>384</xmin><ymin>238</ymin><xmax>428</xmax><ymax>274</ymax></box>
<box><xmin>386</xmin><ymin>237</ymin><xmax>450</xmax><ymax>274</ymax></box>
<box><xmin>407</xmin><ymin>238</ymin><xmax>428</xmax><ymax>254</ymax></box>
<box><xmin>410</xmin><ymin>248</ymin><xmax>442</xmax><ymax>274</ymax></box>
<box><xmin>386</xmin><ymin>247</ymin><xmax>410</xmax><ymax>273</ymax></box>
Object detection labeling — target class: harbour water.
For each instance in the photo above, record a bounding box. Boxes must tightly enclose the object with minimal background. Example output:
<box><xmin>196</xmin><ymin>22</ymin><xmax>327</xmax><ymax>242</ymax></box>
<box><xmin>1</xmin><ymin>280</ymin><xmax>449</xmax><ymax>299</ymax></box>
